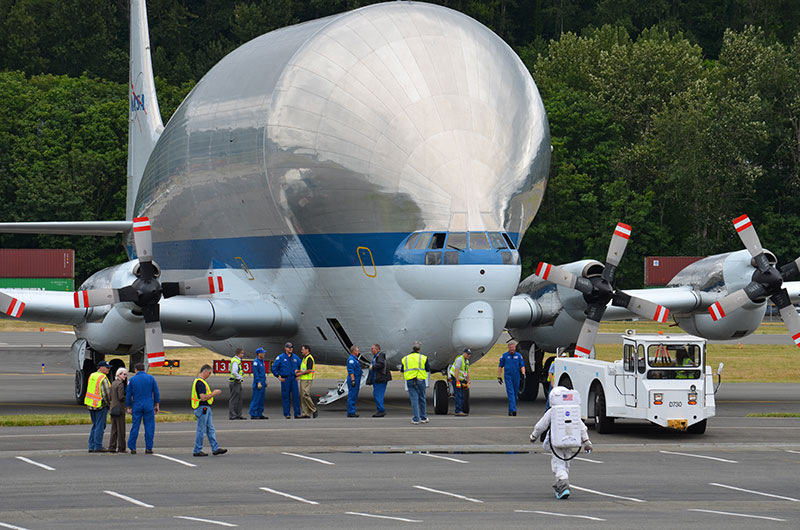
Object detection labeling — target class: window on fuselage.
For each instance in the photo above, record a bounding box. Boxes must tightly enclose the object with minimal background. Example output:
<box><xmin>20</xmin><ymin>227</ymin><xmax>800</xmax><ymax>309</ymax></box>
<box><xmin>446</xmin><ymin>232</ymin><xmax>467</xmax><ymax>251</ymax></box>
<box><xmin>489</xmin><ymin>232</ymin><xmax>508</xmax><ymax>249</ymax></box>
<box><xmin>444</xmin><ymin>251</ymin><xmax>459</xmax><ymax>264</ymax></box>
<box><xmin>469</xmin><ymin>232</ymin><xmax>490</xmax><ymax>250</ymax></box>
<box><xmin>405</xmin><ymin>233</ymin><xmax>421</xmax><ymax>249</ymax></box>
<box><xmin>429</xmin><ymin>233</ymin><xmax>446</xmax><ymax>249</ymax></box>
<box><xmin>502</xmin><ymin>232</ymin><xmax>516</xmax><ymax>249</ymax></box>
<box><xmin>425</xmin><ymin>252</ymin><xmax>442</xmax><ymax>265</ymax></box>
<box><xmin>415</xmin><ymin>233</ymin><xmax>432</xmax><ymax>250</ymax></box>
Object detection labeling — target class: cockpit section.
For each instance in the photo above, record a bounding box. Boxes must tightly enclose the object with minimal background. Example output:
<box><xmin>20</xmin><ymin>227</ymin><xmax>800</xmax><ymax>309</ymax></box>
<box><xmin>394</xmin><ymin>231</ymin><xmax>520</xmax><ymax>266</ymax></box>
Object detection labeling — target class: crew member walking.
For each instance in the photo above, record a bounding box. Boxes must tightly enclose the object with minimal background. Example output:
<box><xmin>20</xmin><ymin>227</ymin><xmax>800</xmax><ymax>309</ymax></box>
<box><xmin>297</xmin><ymin>345</ymin><xmax>317</xmax><ymax>418</ymax></box>
<box><xmin>192</xmin><ymin>364</ymin><xmax>227</xmax><ymax>457</ymax></box>
<box><xmin>401</xmin><ymin>341</ymin><xmax>430</xmax><ymax>425</ymax></box>
<box><xmin>346</xmin><ymin>345</ymin><xmax>363</xmax><ymax>417</ymax></box>
<box><xmin>228</xmin><ymin>348</ymin><xmax>245</xmax><ymax>420</ymax></box>
<box><xmin>448</xmin><ymin>348</ymin><xmax>471</xmax><ymax>416</ymax></box>
<box><xmin>498</xmin><ymin>341</ymin><xmax>526</xmax><ymax>416</ymax></box>
<box><xmin>85</xmin><ymin>360</ymin><xmax>112</xmax><ymax>452</ymax></box>
<box><xmin>273</xmin><ymin>342</ymin><xmax>301</xmax><ymax>418</ymax></box>
<box><xmin>249</xmin><ymin>347</ymin><xmax>268</xmax><ymax>419</ymax></box>
<box><xmin>370</xmin><ymin>344</ymin><xmax>392</xmax><ymax>417</ymax></box>
<box><xmin>126</xmin><ymin>363</ymin><xmax>160</xmax><ymax>454</ymax></box>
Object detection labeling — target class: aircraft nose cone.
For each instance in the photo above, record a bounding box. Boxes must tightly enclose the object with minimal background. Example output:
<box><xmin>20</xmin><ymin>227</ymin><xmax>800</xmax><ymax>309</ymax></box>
<box><xmin>452</xmin><ymin>301</ymin><xmax>495</xmax><ymax>350</ymax></box>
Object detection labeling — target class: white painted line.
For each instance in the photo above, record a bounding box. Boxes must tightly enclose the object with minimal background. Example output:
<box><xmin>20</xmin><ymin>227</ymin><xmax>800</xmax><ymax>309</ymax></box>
<box><xmin>709</xmin><ymin>482</ymin><xmax>799</xmax><ymax>502</ymax></box>
<box><xmin>281</xmin><ymin>451</ymin><xmax>335</xmax><ymax>466</ymax></box>
<box><xmin>0</xmin><ymin>523</ymin><xmax>30</xmax><ymax>530</ymax></box>
<box><xmin>574</xmin><ymin>456</ymin><xmax>603</xmax><ymax>464</ymax></box>
<box><xmin>420</xmin><ymin>453</ymin><xmax>469</xmax><ymax>464</ymax></box>
<box><xmin>104</xmin><ymin>490</ymin><xmax>154</xmax><ymax>508</ymax></box>
<box><xmin>346</xmin><ymin>512</ymin><xmax>421</xmax><ymax>523</ymax></box>
<box><xmin>570</xmin><ymin>485</ymin><xmax>646</xmax><ymax>503</ymax></box>
<box><xmin>153</xmin><ymin>453</ymin><xmax>196</xmax><ymax>467</ymax></box>
<box><xmin>660</xmin><ymin>450</ymin><xmax>738</xmax><ymax>463</ymax></box>
<box><xmin>259</xmin><ymin>487</ymin><xmax>319</xmax><ymax>505</ymax></box>
<box><xmin>515</xmin><ymin>509</ymin><xmax>605</xmax><ymax>522</ymax></box>
<box><xmin>164</xmin><ymin>339</ymin><xmax>192</xmax><ymax>347</ymax></box>
<box><xmin>174</xmin><ymin>515</ymin><xmax>237</xmax><ymax>527</ymax></box>
<box><xmin>413</xmin><ymin>485</ymin><xmax>483</xmax><ymax>503</ymax></box>
<box><xmin>785</xmin><ymin>449</ymin><xmax>800</xmax><ymax>454</ymax></box>
<box><xmin>689</xmin><ymin>509</ymin><xmax>786</xmax><ymax>522</ymax></box>
<box><xmin>15</xmin><ymin>456</ymin><xmax>55</xmax><ymax>471</ymax></box>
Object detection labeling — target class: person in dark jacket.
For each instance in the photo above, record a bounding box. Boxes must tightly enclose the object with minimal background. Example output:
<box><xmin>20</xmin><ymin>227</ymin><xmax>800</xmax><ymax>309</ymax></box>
<box><xmin>370</xmin><ymin>344</ymin><xmax>392</xmax><ymax>417</ymax></box>
<box><xmin>109</xmin><ymin>367</ymin><xmax>128</xmax><ymax>453</ymax></box>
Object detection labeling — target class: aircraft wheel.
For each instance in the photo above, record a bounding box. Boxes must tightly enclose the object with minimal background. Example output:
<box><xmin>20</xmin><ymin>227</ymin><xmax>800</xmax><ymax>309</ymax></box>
<box><xmin>74</xmin><ymin>359</ymin><xmax>95</xmax><ymax>404</ymax></box>
<box><xmin>517</xmin><ymin>342</ymin><xmax>539</xmax><ymax>402</ymax></box>
<box><xmin>462</xmin><ymin>388</ymin><xmax>470</xmax><ymax>414</ymax></box>
<box><xmin>594</xmin><ymin>385</ymin><xmax>614</xmax><ymax>433</ymax></box>
<box><xmin>433</xmin><ymin>380</ymin><xmax>449</xmax><ymax>415</ymax></box>
<box><xmin>541</xmin><ymin>356</ymin><xmax>555</xmax><ymax>397</ymax></box>
<box><xmin>687</xmin><ymin>419</ymin><xmax>707</xmax><ymax>434</ymax></box>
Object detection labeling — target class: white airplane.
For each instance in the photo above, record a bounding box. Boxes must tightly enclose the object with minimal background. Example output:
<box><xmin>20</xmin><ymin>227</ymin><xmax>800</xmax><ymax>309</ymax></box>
<box><xmin>0</xmin><ymin>1</ymin><xmax>798</xmax><ymax>405</ymax></box>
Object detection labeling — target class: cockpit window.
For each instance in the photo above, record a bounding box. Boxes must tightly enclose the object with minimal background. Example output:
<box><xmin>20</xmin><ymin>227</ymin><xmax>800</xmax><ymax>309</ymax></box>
<box><xmin>405</xmin><ymin>233</ymin><xmax>421</xmax><ymax>249</ymax></box>
<box><xmin>447</xmin><ymin>232</ymin><xmax>467</xmax><ymax>251</ymax></box>
<box><xmin>489</xmin><ymin>232</ymin><xmax>508</xmax><ymax>249</ymax></box>
<box><xmin>429</xmin><ymin>233</ymin><xmax>446</xmax><ymax>250</ymax></box>
<box><xmin>415</xmin><ymin>232</ymin><xmax>432</xmax><ymax>250</ymax></box>
<box><xmin>502</xmin><ymin>232</ymin><xmax>516</xmax><ymax>249</ymax></box>
<box><xmin>469</xmin><ymin>232</ymin><xmax>490</xmax><ymax>250</ymax></box>
<box><xmin>648</xmin><ymin>344</ymin><xmax>702</xmax><ymax>367</ymax></box>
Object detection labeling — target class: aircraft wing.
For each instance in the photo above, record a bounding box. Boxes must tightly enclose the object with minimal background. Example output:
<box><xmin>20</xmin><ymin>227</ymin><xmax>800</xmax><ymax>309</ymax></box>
<box><xmin>0</xmin><ymin>290</ymin><xmax>89</xmax><ymax>325</ymax></box>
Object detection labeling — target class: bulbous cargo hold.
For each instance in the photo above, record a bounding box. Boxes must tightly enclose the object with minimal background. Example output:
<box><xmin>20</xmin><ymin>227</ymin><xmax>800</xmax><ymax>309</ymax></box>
<box><xmin>135</xmin><ymin>1</ymin><xmax>550</xmax><ymax>264</ymax></box>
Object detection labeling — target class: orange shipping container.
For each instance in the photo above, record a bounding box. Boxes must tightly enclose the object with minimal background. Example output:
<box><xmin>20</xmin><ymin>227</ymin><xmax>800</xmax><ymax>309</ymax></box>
<box><xmin>0</xmin><ymin>249</ymin><xmax>74</xmax><ymax>278</ymax></box>
<box><xmin>644</xmin><ymin>256</ymin><xmax>703</xmax><ymax>287</ymax></box>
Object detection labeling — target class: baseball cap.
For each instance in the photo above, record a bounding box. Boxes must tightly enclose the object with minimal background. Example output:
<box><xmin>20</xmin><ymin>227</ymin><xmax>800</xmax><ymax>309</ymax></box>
<box><xmin>255</xmin><ymin>347</ymin><xmax>266</xmax><ymax>354</ymax></box>
<box><xmin>97</xmin><ymin>361</ymin><xmax>111</xmax><ymax>368</ymax></box>
<box><xmin>463</xmin><ymin>348</ymin><xmax>472</xmax><ymax>354</ymax></box>
<box><xmin>284</xmin><ymin>342</ymin><xmax>293</xmax><ymax>348</ymax></box>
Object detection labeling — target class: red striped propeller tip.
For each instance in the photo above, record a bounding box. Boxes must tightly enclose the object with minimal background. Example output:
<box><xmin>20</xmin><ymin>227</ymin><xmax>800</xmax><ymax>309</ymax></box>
<box><xmin>732</xmin><ymin>215</ymin><xmax>752</xmax><ymax>232</ymax></box>
<box><xmin>613</xmin><ymin>223</ymin><xmax>632</xmax><ymax>239</ymax></box>
<box><xmin>654</xmin><ymin>305</ymin><xmax>669</xmax><ymax>323</ymax></box>
<box><xmin>5</xmin><ymin>298</ymin><xmax>24</xmax><ymax>318</ymax></box>
<box><xmin>535</xmin><ymin>262</ymin><xmax>551</xmax><ymax>279</ymax></box>
<box><xmin>708</xmin><ymin>302</ymin><xmax>725</xmax><ymax>321</ymax></box>
<box><xmin>793</xmin><ymin>333</ymin><xmax>800</xmax><ymax>347</ymax></box>
<box><xmin>132</xmin><ymin>217</ymin><xmax>151</xmax><ymax>232</ymax></box>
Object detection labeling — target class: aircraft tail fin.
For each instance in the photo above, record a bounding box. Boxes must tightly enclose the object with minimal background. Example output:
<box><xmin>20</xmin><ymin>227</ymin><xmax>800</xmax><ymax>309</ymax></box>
<box><xmin>127</xmin><ymin>0</ymin><xmax>163</xmax><ymax>221</ymax></box>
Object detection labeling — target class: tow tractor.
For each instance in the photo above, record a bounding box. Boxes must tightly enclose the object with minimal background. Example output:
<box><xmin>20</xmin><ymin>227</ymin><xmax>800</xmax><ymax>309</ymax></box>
<box><xmin>552</xmin><ymin>331</ymin><xmax>722</xmax><ymax>434</ymax></box>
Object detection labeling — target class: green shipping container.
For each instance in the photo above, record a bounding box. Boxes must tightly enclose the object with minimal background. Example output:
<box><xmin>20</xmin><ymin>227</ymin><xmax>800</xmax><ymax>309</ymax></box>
<box><xmin>0</xmin><ymin>278</ymin><xmax>74</xmax><ymax>291</ymax></box>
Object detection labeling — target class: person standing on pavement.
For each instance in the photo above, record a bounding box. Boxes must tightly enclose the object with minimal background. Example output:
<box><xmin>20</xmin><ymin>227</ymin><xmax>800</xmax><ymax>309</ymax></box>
<box><xmin>401</xmin><ymin>341</ymin><xmax>430</xmax><ymax>425</ymax></box>
<box><xmin>346</xmin><ymin>345</ymin><xmax>363</xmax><ymax>417</ymax></box>
<box><xmin>273</xmin><ymin>342</ymin><xmax>302</xmax><ymax>418</ymax></box>
<box><xmin>370</xmin><ymin>343</ymin><xmax>391</xmax><ymax>417</ymax></box>
<box><xmin>85</xmin><ymin>360</ymin><xmax>112</xmax><ymax>453</ymax></box>
<box><xmin>448</xmin><ymin>348</ymin><xmax>471</xmax><ymax>416</ymax></box>
<box><xmin>228</xmin><ymin>348</ymin><xmax>245</xmax><ymax>420</ymax></box>
<box><xmin>296</xmin><ymin>345</ymin><xmax>317</xmax><ymax>419</ymax></box>
<box><xmin>126</xmin><ymin>363</ymin><xmax>160</xmax><ymax>454</ymax></box>
<box><xmin>109</xmin><ymin>367</ymin><xmax>128</xmax><ymax>453</ymax></box>
<box><xmin>192</xmin><ymin>364</ymin><xmax>227</xmax><ymax>457</ymax></box>
<box><xmin>249</xmin><ymin>347</ymin><xmax>268</xmax><ymax>420</ymax></box>
<box><xmin>498</xmin><ymin>341</ymin><xmax>526</xmax><ymax>416</ymax></box>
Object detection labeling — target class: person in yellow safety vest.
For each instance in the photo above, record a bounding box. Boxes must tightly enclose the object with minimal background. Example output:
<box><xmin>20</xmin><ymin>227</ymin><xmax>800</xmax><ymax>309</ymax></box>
<box><xmin>228</xmin><ymin>348</ymin><xmax>245</xmax><ymax>420</ymax></box>
<box><xmin>675</xmin><ymin>348</ymin><xmax>693</xmax><ymax>379</ymax></box>
<box><xmin>85</xmin><ymin>361</ymin><xmax>112</xmax><ymax>453</ymax></box>
<box><xmin>296</xmin><ymin>345</ymin><xmax>317</xmax><ymax>418</ymax></box>
<box><xmin>192</xmin><ymin>364</ymin><xmax>227</xmax><ymax>457</ymax></box>
<box><xmin>448</xmin><ymin>348</ymin><xmax>471</xmax><ymax>416</ymax></box>
<box><xmin>401</xmin><ymin>341</ymin><xmax>430</xmax><ymax>425</ymax></box>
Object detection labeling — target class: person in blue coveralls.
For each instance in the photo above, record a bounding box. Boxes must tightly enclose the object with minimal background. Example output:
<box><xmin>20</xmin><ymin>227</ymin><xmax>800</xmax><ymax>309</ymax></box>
<box><xmin>346</xmin><ymin>345</ymin><xmax>363</xmax><ymax>417</ymax></box>
<box><xmin>126</xmin><ymin>362</ymin><xmax>160</xmax><ymax>454</ymax></box>
<box><xmin>249</xmin><ymin>347</ymin><xmax>269</xmax><ymax>419</ymax></box>
<box><xmin>497</xmin><ymin>341</ymin><xmax>526</xmax><ymax>416</ymax></box>
<box><xmin>273</xmin><ymin>342</ymin><xmax>301</xmax><ymax>418</ymax></box>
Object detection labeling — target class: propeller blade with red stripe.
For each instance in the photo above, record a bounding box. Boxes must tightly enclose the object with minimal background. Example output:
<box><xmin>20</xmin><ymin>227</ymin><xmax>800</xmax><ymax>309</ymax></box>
<box><xmin>606</xmin><ymin>222</ymin><xmax>631</xmax><ymax>268</ymax></box>
<box><xmin>132</xmin><ymin>216</ymin><xmax>153</xmax><ymax>263</ymax></box>
<box><xmin>574</xmin><ymin>319</ymin><xmax>600</xmax><ymax>358</ymax></box>
<box><xmin>732</xmin><ymin>214</ymin><xmax>763</xmax><ymax>258</ymax></box>
<box><xmin>535</xmin><ymin>262</ymin><xmax>578</xmax><ymax>289</ymax></box>
<box><xmin>0</xmin><ymin>293</ymin><xmax>25</xmax><ymax>318</ymax></box>
<box><xmin>778</xmin><ymin>304</ymin><xmax>800</xmax><ymax>348</ymax></box>
<box><xmin>708</xmin><ymin>289</ymin><xmax>751</xmax><ymax>321</ymax></box>
<box><xmin>161</xmin><ymin>275</ymin><xmax>224</xmax><ymax>298</ymax></box>
<box><xmin>625</xmin><ymin>295</ymin><xmax>669</xmax><ymax>323</ymax></box>
<box><xmin>144</xmin><ymin>321</ymin><xmax>165</xmax><ymax>367</ymax></box>
<box><xmin>72</xmin><ymin>288</ymin><xmax>121</xmax><ymax>308</ymax></box>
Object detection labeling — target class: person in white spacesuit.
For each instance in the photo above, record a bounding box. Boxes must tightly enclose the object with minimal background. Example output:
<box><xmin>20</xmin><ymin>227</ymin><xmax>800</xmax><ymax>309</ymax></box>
<box><xmin>530</xmin><ymin>386</ymin><xmax>593</xmax><ymax>499</ymax></box>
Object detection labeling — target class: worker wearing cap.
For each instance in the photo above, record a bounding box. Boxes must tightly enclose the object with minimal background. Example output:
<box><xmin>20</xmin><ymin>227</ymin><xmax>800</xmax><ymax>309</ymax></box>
<box><xmin>296</xmin><ymin>345</ymin><xmax>317</xmax><ymax>419</ymax></box>
<box><xmin>249</xmin><ymin>347</ymin><xmax>268</xmax><ymax>419</ymax></box>
<box><xmin>401</xmin><ymin>341</ymin><xmax>430</xmax><ymax>425</ymax></box>
<box><xmin>126</xmin><ymin>362</ymin><xmax>160</xmax><ymax>454</ymax></box>
<box><xmin>85</xmin><ymin>360</ymin><xmax>112</xmax><ymax>452</ymax></box>
<box><xmin>448</xmin><ymin>348</ymin><xmax>471</xmax><ymax>416</ymax></box>
<box><xmin>346</xmin><ymin>345</ymin><xmax>363</xmax><ymax>417</ymax></box>
<box><xmin>228</xmin><ymin>348</ymin><xmax>245</xmax><ymax>420</ymax></box>
<box><xmin>498</xmin><ymin>340</ymin><xmax>526</xmax><ymax>416</ymax></box>
<box><xmin>192</xmin><ymin>364</ymin><xmax>227</xmax><ymax>457</ymax></box>
<box><xmin>273</xmin><ymin>342</ymin><xmax>301</xmax><ymax>418</ymax></box>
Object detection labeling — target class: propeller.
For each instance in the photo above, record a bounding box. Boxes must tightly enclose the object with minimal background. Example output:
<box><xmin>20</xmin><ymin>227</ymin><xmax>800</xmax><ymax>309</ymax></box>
<box><xmin>708</xmin><ymin>214</ymin><xmax>800</xmax><ymax>347</ymax></box>
<box><xmin>536</xmin><ymin>223</ymin><xmax>670</xmax><ymax>357</ymax></box>
<box><xmin>72</xmin><ymin>217</ymin><xmax>224</xmax><ymax>366</ymax></box>
<box><xmin>0</xmin><ymin>293</ymin><xmax>25</xmax><ymax>318</ymax></box>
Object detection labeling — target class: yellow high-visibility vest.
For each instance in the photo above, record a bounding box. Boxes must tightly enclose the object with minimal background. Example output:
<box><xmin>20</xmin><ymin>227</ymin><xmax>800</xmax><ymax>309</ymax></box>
<box><xmin>229</xmin><ymin>357</ymin><xmax>243</xmax><ymax>382</ymax></box>
<box><xmin>448</xmin><ymin>354</ymin><xmax>469</xmax><ymax>380</ymax></box>
<box><xmin>84</xmin><ymin>372</ymin><xmax>107</xmax><ymax>408</ymax></box>
<box><xmin>299</xmin><ymin>354</ymin><xmax>315</xmax><ymax>380</ymax></box>
<box><xmin>191</xmin><ymin>378</ymin><xmax>214</xmax><ymax>409</ymax></box>
<box><xmin>402</xmin><ymin>352</ymin><xmax>427</xmax><ymax>380</ymax></box>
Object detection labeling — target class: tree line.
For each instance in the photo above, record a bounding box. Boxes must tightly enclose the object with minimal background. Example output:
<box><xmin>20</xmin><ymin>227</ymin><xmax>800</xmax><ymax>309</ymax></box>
<box><xmin>1</xmin><ymin>1</ymin><xmax>799</xmax><ymax>284</ymax></box>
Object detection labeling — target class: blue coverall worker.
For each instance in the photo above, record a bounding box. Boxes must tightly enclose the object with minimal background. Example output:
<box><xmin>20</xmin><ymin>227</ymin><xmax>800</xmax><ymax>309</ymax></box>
<box><xmin>249</xmin><ymin>347</ymin><xmax>268</xmax><ymax>419</ymax></box>
<box><xmin>126</xmin><ymin>362</ymin><xmax>160</xmax><ymax>453</ymax></box>
<box><xmin>346</xmin><ymin>345</ymin><xmax>363</xmax><ymax>417</ymax></box>
<box><xmin>273</xmin><ymin>342</ymin><xmax>301</xmax><ymax>418</ymax></box>
<box><xmin>498</xmin><ymin>342</ymin><xmax>526</xmax><ymax>416</ymax></box>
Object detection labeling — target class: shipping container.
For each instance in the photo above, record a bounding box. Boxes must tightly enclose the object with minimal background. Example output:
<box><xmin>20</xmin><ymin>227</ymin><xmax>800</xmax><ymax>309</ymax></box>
<box><xmin>644</xmin><ymin>256</ymin><xmax>704</xmax><ymax>286</ymax></box>
<box><xmin>0</xmin><ymin>278</ymin><xmax>74</xmax><ymax>291</ymax></box>
<box><xmin>0</xmin><ymin>249</ymin><xmax>74</xmax><ymax>278</ymax></box>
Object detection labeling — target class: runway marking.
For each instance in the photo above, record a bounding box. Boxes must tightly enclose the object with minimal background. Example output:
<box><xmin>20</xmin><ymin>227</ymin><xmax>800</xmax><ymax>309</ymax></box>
<box><xmin>659</xmin><ymin>450</ymin><xmax>738</xmax><ymax>463</ymax></box>
<box><xmin>346</xmin><ymin>512</ymin><xmax>421</xmax><ymax>523</ymax></box>
<box><xmin>259</xmin><ymin>487</ymin><xmax>319</xmax><ymax>505</ymax></box>
<box><xmin>413</xmin><ymin>485</ymin><xmax>483</xmax><ymax>503</ymax></box>
<box><xmin>0</xmin><ymin>522</ymin><xmax>30</xmax><ymax>530</ymax></box>
<box><xmin>281</xmin><ymin>451</ymin><xmax>335</xmax><ymax>465</ymax></box>
<box><xmin>574</xmin><ymin>456</ymin><xmax>603</xmax><ymax>464</ymax></box>
<box><xmin>688</xmin><ymin>509</ymin><xmax>786</xmax><ymax>522</ymax></box>
<box><xmin>14</xmin><ymin>456</ymin><xmax>55</xmax><ymax>471</ymax></box>
<box><xmin>515</xmin><ymin>509</ymin><xmax>605</xmax><ymax>521</ymax></box>
<box><xmin>153</xmin><ymin>453</ymin><xmax>196</xmax><ymax>467</ymax></box>
<box><xmin>785</xmin><ymin>449</ymin><xmax>800</xmax><ymax>454</ymax></box>
<box><xmin>174</xmin><ymin>516</ymin><xmax>237</xmax><ymax>527</ymax></box>
<box><xmin>709</xmin><ymin>482</ymin><xmax>800</xmax><ymax>502</ymax></box>
<box><xmin>104</xmin><ymin>490</ymin><xmax>154</xmax><ymax>508</ymax></box>
<box><xmin>419</xmin><ymin>453</ymin><xmax>469</xmax><ymax>463</ymax></box>
<box><xmin>570</xmin><ymin>485</ymin><xmax>646</xmax><ymax>503</ymax></box>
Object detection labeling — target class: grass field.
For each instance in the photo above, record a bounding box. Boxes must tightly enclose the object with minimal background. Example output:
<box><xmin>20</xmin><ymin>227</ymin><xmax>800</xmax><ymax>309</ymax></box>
<box><xmin>0</xmin><ymin>412</ymin><xmax>196</xmax><ymax>427</ymax></box>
